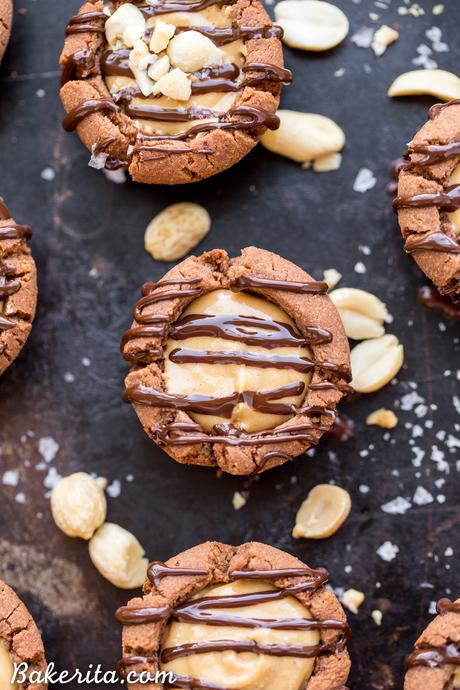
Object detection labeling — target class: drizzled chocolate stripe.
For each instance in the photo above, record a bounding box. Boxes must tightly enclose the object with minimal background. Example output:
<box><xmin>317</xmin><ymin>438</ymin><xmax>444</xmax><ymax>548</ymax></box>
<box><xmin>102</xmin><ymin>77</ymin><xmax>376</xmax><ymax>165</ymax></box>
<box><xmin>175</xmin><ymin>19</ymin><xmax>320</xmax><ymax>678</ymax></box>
<box><xmin>169</xmin><ymin>313</ymin><xmax>329</xmax><ymax>347</ymax></box>
<box><xmin>406</xmin><ymin>644</ymin><xmax>460</xmax><ymax>669</ymax></box>
<box><xmin>234</xmin><ymin>274</ymin><xmax>328</xmax><ymax>295</ymax></box>
<box><xmin>0</xmin><ymin>224</ymin><xmax>32</xmax><ymax>240</ymax></box>
<box><xmin>62</xmin><ymin>98</ymin><xmax>120</xmax><ymax>131</ymax></box>
<box><xmin>168</xmin><ymin>347</ymin><xmax>316</xmax><ymax>373</ymax></box>
<box><xmin>394</xmin><ymin>183</ymin><xmax>460</xmax><ymax>211</ymax></box>
<box><xmin>404</xmin><ymin>231</ymin><xmax>460</xmax><ymax>255</ymax></box>
<box><xmin>437</xmin><ymin>598</ymin><xmax>460</xmax><ymax>615</ymax></box>
<box><xmin>408</xmin><ymin>141</ymin><xmax>460</xmax><ymax>167</ymax></box>
<box><xmin>123</xmin><ymin>381</ymin><xmax>305</xmax><ymax>417</ymax></box>
<box><xmin>161</xmin><ymin>637</ymin><xmax>346</xmax><ymax>663</ymax></box>
<box><xmin>137</xmin><ymin>0</ymin><xmax>234</xmax><ymax>17</ymax></box>
<box><xmin>133</xmin><ymin>278</ymin><xmax>202</xmax><ymax>323</ymax></box>
<box><xmin>153</xmin><ymin>419</ymin><xmax>333</xmax><ymax>446</ymax></box>
<box><xmin>66</xmin><ymin>10</ymin><xmax>106</xmax><ymax>34</ymax></box>
<box><xmin>168</xmin><ymin>23</ymin><xmax>284</xmax><ymax>46</ymax></box>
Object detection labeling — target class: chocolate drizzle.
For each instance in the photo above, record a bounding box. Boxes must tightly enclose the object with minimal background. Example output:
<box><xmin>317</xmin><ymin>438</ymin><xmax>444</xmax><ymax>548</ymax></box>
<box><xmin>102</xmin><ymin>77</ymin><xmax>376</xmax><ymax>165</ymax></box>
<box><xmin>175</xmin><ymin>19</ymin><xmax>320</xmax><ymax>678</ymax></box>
<box><xmin>234</xmin><ymin>275</ymin><xmax>328</xmax><ymax>295</ymax></box>
<box><xmin>404</xmin><ymin>231</ymin><xmax>460</xmax><ymax>255</ymax></box>
<box><xmin>116</xmin><ymin>561</ymin><xmax>350</xmax><ymax>685</ymax></box>
<box><xmin>394</xmin><ymin>183</ymin><xmax>460</xmax><ymax>212</ymax></box>
<box><xmin>66</xmin><ymin>10</ymin><xmax>106</xmax><ymax>35</ymax></box>
<box><xmin>419</xmin><ymin>285</ymin><xmax>460</xmax><ymax>320</ymax></box>
<box><xmin>408</xmin><ymin>141</ymin><xmax>460</xmax><ymax>167</ymax></box>
<box><xmin>137</xmin><ymin>0</ymin><xmax>235</xmax><ymax>16</ymax></box>
<box><xmin>62</xmin><ymin>98</ymin><xmax>120</xmax><ymax>132</ymax></box>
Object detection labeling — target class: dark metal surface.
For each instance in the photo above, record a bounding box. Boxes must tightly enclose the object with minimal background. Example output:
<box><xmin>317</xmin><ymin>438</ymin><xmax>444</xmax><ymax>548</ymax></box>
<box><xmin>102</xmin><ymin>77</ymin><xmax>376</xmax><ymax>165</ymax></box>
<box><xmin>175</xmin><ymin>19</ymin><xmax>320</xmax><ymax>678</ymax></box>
<box><xmin>0</xmin><ymin>1</ymin><xmax>459</xmax><ymax>688</ymax></box>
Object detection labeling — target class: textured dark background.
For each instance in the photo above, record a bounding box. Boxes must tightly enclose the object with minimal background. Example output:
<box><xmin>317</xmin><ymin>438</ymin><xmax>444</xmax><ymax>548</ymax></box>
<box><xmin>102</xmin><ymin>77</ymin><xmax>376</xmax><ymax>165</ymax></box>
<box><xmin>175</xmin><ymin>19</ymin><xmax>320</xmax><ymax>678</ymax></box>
<box><xmin>0</xmin><ymin>0</ymin><xmax>459</xmax><ymax>688</ymax></box>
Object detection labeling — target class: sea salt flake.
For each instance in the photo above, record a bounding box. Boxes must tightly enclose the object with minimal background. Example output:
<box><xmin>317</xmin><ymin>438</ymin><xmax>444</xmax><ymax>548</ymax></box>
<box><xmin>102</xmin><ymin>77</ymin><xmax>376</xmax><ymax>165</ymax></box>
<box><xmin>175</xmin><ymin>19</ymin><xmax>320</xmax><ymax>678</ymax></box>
<box><xmin>354</xmin><ymin>261</ymin><xmax>367</xmax><ymax>274</ymax></box>
<box><xmin>106</xmin><ymin>479</ymin><xmax>121</xmax><ymax>498</ymax></box>
<box><xmin>377</xmin><ymin>541</ymin><xmax>399</xmax><ymax>562</ymax></box>
<box><xmin>353</xmin><ymin>168</ymin><xmax>377</xmax><ymax>192</ymax></box>
<box><xmin>43</xmin><ymin>467</ymin><xmax>62</xmax><ymax>490</ymax></box>
<box><xmin>2</xmin><ymin>470</ymin><xmax>19</xmax><ymax>487</ymax></box>
<box><xmin>351</xmin><ymin>27</ymin><xmax>375</xmax><ymax>48</ymax></box>
<box><xmin>413</xmin><ymin>486</ymin><xmax>434</xmax><ymax>506</ymax></box>
<box><xmin>38</xmin><ymin>437</ymin><xmax>59</xmax><ymax>463</ymax></box>
<box><xmin>381</xmin><ymin>496</ymin><xmax>411</xmax><ymax>515</ymax></box>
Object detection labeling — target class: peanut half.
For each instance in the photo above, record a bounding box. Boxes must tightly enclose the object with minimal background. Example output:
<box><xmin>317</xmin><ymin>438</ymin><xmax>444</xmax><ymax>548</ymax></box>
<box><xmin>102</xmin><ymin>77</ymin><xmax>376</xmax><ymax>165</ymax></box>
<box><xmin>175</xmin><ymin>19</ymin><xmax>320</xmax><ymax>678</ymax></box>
<box><xmin>274</xmin><ymin>0</ymin><xmax>349</xmax><ymax>51</ymax></box>
<box><xmin>88</xmin><ymin>523</ymin><xmax>148</xmax><ymax>589</ymax></box>
<box><xmin>350</xmin><ymin>334</ymin><xmax>404</xmax><ymax>393</ymax></box>
<box><xmin>388</xmin><ymin>69</ymin><xmax>460</xmax><ymax>102</ymax></box>
<box><xmin>260</xmin><ymin>110</ymin><xmax>345</xmax><ymax>166</ymax></box>
<box><xmin>329</xmin><ymin>287</ymin><xmax>388</xmax><ymax>340</ymax></box>
<box><xmin>145</xmin><ymin>202</ymin><xmax>211</xmax><ymax>262</ymax></box>
<box><xmin>293</xmin><ymin>484</ymin><xmax>351</xmax><ymax>539</ymax></box>
<box><xmin>51</xmin><ymin>472</ymin><xmax>107</xmax><ymax>540</ymax></box>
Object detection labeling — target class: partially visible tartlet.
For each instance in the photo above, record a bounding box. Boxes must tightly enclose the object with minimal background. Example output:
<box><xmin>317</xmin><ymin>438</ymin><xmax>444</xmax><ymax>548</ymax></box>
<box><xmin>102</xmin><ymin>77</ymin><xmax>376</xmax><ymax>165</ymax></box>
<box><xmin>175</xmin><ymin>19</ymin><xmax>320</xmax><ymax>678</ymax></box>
<box><xmin>59</xmin><ymin>0</ymin><xmax>291</xmax><ymax>184</ymax></box>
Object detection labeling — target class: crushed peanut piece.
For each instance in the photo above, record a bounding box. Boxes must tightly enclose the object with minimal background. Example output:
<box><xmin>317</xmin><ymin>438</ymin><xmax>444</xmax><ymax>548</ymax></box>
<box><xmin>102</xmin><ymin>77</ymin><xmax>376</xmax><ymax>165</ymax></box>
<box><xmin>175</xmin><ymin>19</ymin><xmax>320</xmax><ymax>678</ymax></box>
<box><xmin>293</xmin><ymin>484</ymin><xmax>351</xmax><ymax>539</ymax></box>
<box><xmin>148</xmin><ymin>54</ymin><xmax>170</xmax><ymax>81</ymax></box>
<box><xmin>323</xmin><ymin>268</ymin><xmax>342</xmax><ymax>289</ymax></box>
<box><xmin>145</xmin><ymin>202</ymin><xmax>211</xmax><ymax>262</ymax></box>
<box><xmin>150</xmin><ymin>19</ymin><xmax>176</xmax><ymax>53</ymax></box>
<box><xmin>342</xmin><ymin>588</ymin><xmax>365</xmax><ymax>615</ymax></box>
<box><xmin>105</xmin><ymin>3</ymin><xmax>146</xmax><ymax>48</ymax></box>
<box><xmin>129</xmin><ymin>39</ymin><xmax>155</xmax><ymax>96</ymax></box>
<box><xmin>366</xmin><ymin>408</ymin><xmax>398</xmax><ymax>429</ymax></box>
<box><xmin>168</xmin><ymin>30</ymin><xmax>224</xmax><ymax>72</ymax></box>
<box><xmin>313</xmin><ymin>152</ymin><xmax>342</xmax><ymax>172</ymax></box>
<box><xmin>153</xmin><ymin>67</ymin><xmax>192</xmax><ymax>101</ymax></box>
<box><xmin>372</xmin><ymin>25</ymin><xmax>399</xmax><ymax>57</ymax></box>
<box><xmin>232</xmin><ymin>491</ymin><xmax>247</xmax><ymax>510</ymax></box>
<box><xmin>371</xmin><ymin>609</ymin><xmax>383</xmax><ymax>626</ymax></box>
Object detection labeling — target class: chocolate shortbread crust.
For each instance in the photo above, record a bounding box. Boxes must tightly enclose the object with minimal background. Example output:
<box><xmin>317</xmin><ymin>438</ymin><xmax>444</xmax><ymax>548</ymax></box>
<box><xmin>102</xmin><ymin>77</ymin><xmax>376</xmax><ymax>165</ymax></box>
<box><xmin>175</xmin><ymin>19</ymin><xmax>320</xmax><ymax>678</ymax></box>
<box><xmin>121</xmin><ymin>247</ymin><xmax>351</xmax><ymax>475</ymax></box>
<box><xmin>59</xmin><ymin>0</ymin><xmax>287</xmax><ymax>184</ymax></box>
<box><xmin>404</xmin><ymin>598</ymin><xmax>460</xmax><ymax>690</ymax></box>
<box><xmin>395</xmin><ymin>100</ymin><xmax>460</xmax><ymax>300</ymax></box>
<box><xmin>0</xmin><ymin>199</ymin><xmax>37</xmax><ymax>376</ymax></box>
<box><xmin>0</xmin><ymin>580</ymin><xmax>48</xmax><ymax>689</ymax></box>
<box><xmin>117</xmin><ymin>541</ymin><xmax>351</xmax><ymax>690</ymax></box>
<box><xmin>0</xmin><ymin>0</ymin><xmax>12</xmax><ymax>61</ymax></box>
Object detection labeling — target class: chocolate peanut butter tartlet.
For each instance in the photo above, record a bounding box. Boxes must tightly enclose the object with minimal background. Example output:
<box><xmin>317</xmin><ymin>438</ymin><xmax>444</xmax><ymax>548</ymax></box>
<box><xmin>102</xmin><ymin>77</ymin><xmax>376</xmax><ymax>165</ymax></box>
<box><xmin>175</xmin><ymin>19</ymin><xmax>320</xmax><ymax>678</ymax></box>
<box><xmin>404</xmin><ymin>597</ymin><xmax>460</xmax><ymax>690</ymax></box>
<box><xmin>0</xmin><ymin>198</ymin><xmax>37</xmax><ymax>376</ymax></box>
<box><xmin>395</xmin><ymin>100</ymin><xmax>460</xmax><ymax>300</ymax></box>
<box><xmin>116</xmin><ymin>541</ymin><xmax>351</xmax><ymax>690</ymax></box>
<box><xmin>0</xmin><ymin>0</ymin><xmax>12</xmax><ymax>61</ymax></box>
<box><xmin>121</xmin><ymin>247</ymin><xmax>351</xmax><ymax>475</ymax></box>
<box><xmin>0</xmin><ymin>580</ymin><xmax>48</xmax><ymax>689</ymax></box>
<box><xmin>59</xmin><ymin>0</ymin><xmax>289</xmax><ymax>184</ymax></box>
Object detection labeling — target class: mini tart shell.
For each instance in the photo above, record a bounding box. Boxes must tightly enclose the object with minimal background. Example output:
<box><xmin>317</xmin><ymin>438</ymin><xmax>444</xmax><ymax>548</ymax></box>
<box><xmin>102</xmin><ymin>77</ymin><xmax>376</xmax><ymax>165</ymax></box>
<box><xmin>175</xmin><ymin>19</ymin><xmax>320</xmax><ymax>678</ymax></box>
<box><xmin>122</xmin><ymin>247</ymin><xmax>351</xmax><ymax>476</ymax></box>
<box><xmin>397</xmin><ymin>101</ymin><xmax>460</xmax><ymax>299</ymax></box>
<box><xmin>59</xmin><ymin>0</ymin><xmax>284</xmax><ymax>185</ymax></box>
<box><xmin>120</xmin><ymin>541</ymin><xmax>351</xmax><ymax>690</ymax></box>
<box><xmin>404</xmin><ymin>598</ymin><xmax>460</xmax><ymax>690</ymax></box>
<box><xmin>0</xmin><ymin>0</ymin><xmax>12</xmax><ymax>61</ymax></box>
<box><xmin>0</xmin><ymin>211</ymin><xmax>37</xmax><ymax>376</ymax></box>
<box><xmin>0</xmin><ymin>580</ymin><xmax>48</xmax><ymax>689</ymax></box>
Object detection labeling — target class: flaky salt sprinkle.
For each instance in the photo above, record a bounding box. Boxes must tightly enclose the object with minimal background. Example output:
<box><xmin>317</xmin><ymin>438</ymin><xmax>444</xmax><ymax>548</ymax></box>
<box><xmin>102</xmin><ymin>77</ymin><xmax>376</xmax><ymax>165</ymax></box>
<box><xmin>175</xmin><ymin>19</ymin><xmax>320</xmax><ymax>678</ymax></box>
<box><xmin>377</xmin><ymin>541</ymin><xmax>399</xmax><ymax>562</ymax></box>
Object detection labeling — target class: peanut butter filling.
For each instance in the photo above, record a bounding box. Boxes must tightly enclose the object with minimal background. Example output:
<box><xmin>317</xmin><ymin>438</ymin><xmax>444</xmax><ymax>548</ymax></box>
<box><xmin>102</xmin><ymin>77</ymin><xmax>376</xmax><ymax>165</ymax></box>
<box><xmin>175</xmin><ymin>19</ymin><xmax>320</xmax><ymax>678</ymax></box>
<box><xmin>104</xmin><ymin>5</ymin><xmax>246</xmax><ymax>136</ymax></box>
<box><xmin>448</xmin><ymin>162</ymin><xmax>460</xmax><ymax>236</ymax></box>
<box><xmin>163</xmin><ymin>289</ymin><xmax>311</xmax><ymax>433</ymax></box>
<box><xmin>160</xmin><ymin>580</ymin><xmax>319</xmax><ymax>690</ymax></box>
<box><xmin>0</xmin><ymin>640</ymin><xmax>17</xmax><ymax>690</ymax></box>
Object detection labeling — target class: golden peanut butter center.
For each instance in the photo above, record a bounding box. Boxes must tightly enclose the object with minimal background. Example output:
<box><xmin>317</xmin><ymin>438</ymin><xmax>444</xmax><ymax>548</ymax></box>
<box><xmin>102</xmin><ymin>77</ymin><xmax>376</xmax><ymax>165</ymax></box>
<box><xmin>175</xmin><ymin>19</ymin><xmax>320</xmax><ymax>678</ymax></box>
<box><xmin>104</xmin><ymin>5</ymin><xmax>246</xmax><ymax>136</ymax></box>
<box><xmin>0</xmin><ymin>640</ymin><xmax>17</xmax><ymax>690</ymax></box>
<box><xmin>164</xmin><ymin>289</ymin><xmax>311</xmax><ymax>433</ymax></box>
<box><xmin>160</xmin><ymin>580</ymin><xmax>319</xmax><ymax>690</ymax></box>
<box><xmin>448</xmin><ymin>162</ymin><xmax>460</xmax><ymax>235</ymax></box>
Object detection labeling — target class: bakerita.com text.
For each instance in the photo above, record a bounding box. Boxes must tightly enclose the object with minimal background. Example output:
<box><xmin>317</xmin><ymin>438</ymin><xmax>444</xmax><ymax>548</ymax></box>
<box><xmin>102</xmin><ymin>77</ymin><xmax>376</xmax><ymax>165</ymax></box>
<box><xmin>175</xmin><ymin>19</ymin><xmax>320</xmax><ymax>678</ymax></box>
<box><xmin>12</xmin><ymin>662</ymin><xmax>175</xmax><ymax>685</ymax></box>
